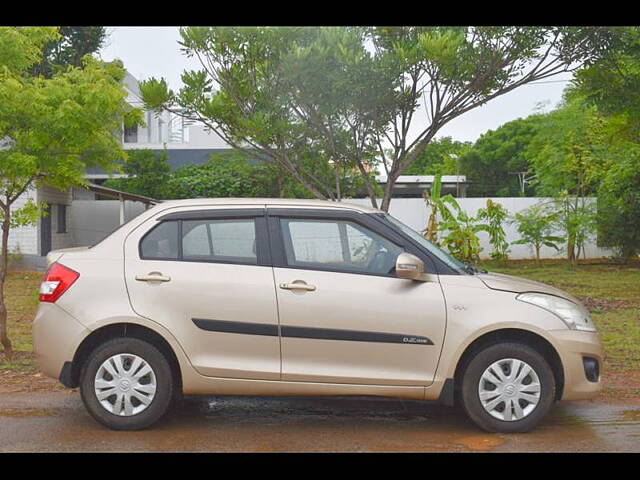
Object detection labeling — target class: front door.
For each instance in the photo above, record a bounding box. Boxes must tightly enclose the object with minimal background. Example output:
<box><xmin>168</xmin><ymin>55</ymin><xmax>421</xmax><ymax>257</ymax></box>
<box><xmin>269</xmin><ymin>210</ymin><xmax>447</xmax><ymax>386</ymax></box>
<box><xmin>124</xmin><ymin>206</ymin><xmax>281</xmax><ymax>380</ymax></box>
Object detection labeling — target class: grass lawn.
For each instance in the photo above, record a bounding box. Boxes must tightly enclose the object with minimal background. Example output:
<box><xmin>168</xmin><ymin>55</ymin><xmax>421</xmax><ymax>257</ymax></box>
<box><xmin>1</xmin><ymin>261</ymin><xmax>639</xmax><ymax>398</ymax></box>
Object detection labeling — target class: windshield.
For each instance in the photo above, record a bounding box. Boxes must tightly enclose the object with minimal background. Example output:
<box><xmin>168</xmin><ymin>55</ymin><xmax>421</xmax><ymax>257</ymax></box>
<box><xmin>380</xmin><ymin>213</ymin><xmax>469</xmax><ymax>274</ymax></box>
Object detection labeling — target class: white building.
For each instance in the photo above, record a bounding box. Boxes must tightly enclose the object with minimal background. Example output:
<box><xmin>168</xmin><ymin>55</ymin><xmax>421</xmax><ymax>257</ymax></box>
<box><xmin>83</xmin><ymin>71</ymin><xmax>233</xmax><ymax>187</ymax></box>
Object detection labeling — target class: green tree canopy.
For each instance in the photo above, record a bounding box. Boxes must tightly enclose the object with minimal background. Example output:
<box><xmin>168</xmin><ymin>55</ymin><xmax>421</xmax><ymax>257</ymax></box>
<box><xmin>459</xmin><ymin>116</ymin><xmax>543</xmax><ymax>196</ymax></box>
<box><xmin>29</xmin><ymin>26</ymin><xmax>108</xmax><ymax>78</ymax></box>
<box><xmin>141</xmin><ymin>26</ymin><xmax>613</xmax><ymax>211</ymax></box>
<box><xmin>570</xmin><ymin>27</ymin><xmax>640</xmax><ymax>260</ymax></box>
<box><xmin>104</xmin><ymin>149</ymin><xmax>171</xmax><ymax>199</ymax></box>
<box><xmin>0</xmin><ymin>27</ymin><xmax>137</xmax><ymax>360</ymax></box>
<box><xmin>403</xmin><ymin>137</ymin><xmax>471</xmax><ymax>176</ymax></box>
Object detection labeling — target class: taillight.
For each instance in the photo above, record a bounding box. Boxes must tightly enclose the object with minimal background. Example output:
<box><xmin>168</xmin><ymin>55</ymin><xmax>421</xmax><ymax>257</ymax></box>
<box><xmin>39</xmin><ymin>262</ymin><xmax>80</xmax><ymax>303</ymax></box>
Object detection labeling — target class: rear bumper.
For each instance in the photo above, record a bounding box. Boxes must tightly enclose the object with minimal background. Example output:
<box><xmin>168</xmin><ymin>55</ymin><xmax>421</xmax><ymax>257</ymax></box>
<box><xmin>550</xmin><ymin>329</ymin><xmax>604</xmax><ymax>401</ymax></box>
<box><xmin>32</xmin><ymin>302</ymin><xmax>89</xmax><ymax>384</ymax></box>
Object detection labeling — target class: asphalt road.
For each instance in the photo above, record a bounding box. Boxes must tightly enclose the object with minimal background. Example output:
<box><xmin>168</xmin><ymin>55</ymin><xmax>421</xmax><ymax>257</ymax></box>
<box><xmin>0</xmin><ymin>391</ymin><xmax>639</xmax><ymax>452</ymax></box>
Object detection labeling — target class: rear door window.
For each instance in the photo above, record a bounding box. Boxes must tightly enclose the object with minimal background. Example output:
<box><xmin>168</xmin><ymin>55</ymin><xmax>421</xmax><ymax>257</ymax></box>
<box><xmin>182</xmin><ymin>219</ymin><xmax>257</xmax><ymax>264</ymax></box>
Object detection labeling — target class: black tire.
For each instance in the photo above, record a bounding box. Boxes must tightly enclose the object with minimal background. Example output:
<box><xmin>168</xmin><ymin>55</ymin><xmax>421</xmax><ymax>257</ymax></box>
<box><xmin>79</xmin><ymin>337</ymin><xmax>175</xmax><ymax>431</ymax></box>
<box><xmin>459</xmin><ymin>342</ymin><xmax>556</xmax><ymax>433</ymax></box>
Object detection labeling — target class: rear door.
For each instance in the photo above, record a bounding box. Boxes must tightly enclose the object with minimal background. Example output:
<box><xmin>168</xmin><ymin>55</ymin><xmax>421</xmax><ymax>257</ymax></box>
<box><xmin>268</xmin><ymin>208</ymin><xmax>447</xmax><ymax>386</ymax></box>
<box><xmin>124</xmin><ymin>206</ymin><xmax>281</xmax><ymax>380</ymax></box>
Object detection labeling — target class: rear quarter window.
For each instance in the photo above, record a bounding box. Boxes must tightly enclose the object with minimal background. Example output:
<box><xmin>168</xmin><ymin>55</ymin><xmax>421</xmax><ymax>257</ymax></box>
<box><xmin>139</xmin><ymin>221</ymin><xmax>179</xmax><ymax>260</ymax></box>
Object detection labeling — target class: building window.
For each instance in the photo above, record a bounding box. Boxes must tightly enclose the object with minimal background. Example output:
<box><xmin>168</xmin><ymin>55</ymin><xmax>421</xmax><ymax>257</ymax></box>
<box><xmin>124</xmin><ymin>124</ymin><xmax>138</xmax><ymax>143</ymax></box>
<box><xmin>57</xmin><ymin>204</ymin><xmax>67</xmax><ymax>234</ymax></box>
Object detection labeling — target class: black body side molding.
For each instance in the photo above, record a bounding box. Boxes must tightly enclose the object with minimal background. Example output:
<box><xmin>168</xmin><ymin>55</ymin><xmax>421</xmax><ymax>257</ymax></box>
<box><xmin>192</xmin><ymin>318</ymin><xmax>279</xmax><ymax>337</ymax></box>
<box><xmin>192</xmin><ymin>318</ymin><xmax>433</xmax><ymax>346</ymax></box>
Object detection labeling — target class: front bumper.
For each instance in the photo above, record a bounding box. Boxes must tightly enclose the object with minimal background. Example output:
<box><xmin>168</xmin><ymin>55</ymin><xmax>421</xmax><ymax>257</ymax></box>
<box><xmin>550</xmin><ymin>329</ymin><xmax>604</xmax><ymax>401</ymax></box>
<box><xmin>32</xmin><ymin>302</ymin><xmax>90</xmax><ymax>383</ymax></box>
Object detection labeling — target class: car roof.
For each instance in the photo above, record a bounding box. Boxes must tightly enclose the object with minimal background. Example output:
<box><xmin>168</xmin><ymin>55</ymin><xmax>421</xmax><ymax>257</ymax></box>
<box><xmin>154</xmin><ymin>198</ymin><xmax>382</xmax><ymax>214</ymax></box>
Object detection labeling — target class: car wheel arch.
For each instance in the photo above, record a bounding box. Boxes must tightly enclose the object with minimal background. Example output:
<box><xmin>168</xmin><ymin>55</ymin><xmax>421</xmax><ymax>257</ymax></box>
<box><xmin>451</xmin><ymin>328</ymin><xmax>565</xmax><ymax>404</ymax></box>
<box><xmin>68</xmin><ymin>322</ymin><xmax>183</xmax><ymax>393</ymax></box>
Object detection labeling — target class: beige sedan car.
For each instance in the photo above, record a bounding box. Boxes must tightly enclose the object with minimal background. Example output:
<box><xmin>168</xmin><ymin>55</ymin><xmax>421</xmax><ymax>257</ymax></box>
<box><xmin>33</xmin><ymin>198</ymin><xmax>602</xmax><ymax>432</ymax></box>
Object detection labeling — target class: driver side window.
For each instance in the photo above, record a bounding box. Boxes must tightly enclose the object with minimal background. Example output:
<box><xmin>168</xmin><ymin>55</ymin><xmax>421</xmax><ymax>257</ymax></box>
<box><xmin>280</xmin><ymin>218</ymin><xmax>403</xmax><ymax>275</ymax></box>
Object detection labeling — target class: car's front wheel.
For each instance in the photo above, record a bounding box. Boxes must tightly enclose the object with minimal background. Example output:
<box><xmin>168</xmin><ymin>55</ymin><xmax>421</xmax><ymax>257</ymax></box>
<box><xmin>460</xmin><ymin>342</ymin><xmax>556</xmax><ymax>433</ymax></box>
<box><xmin>79</xmin><ymin>337</ymin><xmax>175</xmax><ymax>430</ymax></box>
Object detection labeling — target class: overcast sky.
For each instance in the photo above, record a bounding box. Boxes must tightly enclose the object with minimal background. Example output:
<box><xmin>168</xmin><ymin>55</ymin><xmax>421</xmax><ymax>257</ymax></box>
<box><xmin>99</xmin><ymin>26</ymin><xmax>573</xmax><ymax>143</ymax></box>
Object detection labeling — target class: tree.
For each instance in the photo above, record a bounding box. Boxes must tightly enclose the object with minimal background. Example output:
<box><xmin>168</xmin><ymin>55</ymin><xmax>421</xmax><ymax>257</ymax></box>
<box><xmin>511</xmin><ymin>203</ymin><xmax>564</xmax><ymax>263</ymax></box>
<box><xmin>0</xmin><ymin>27</ymin><xmax>135</xmax><ymax>360</ymax></box>
<box><xmin>597</xmin><ymin>151</ymin><xmax>640</xmax><ymax>261</ymax></box>
<box><xmin>477</xmin><ymin>199</ymin><xmax>510</xmax><ymax>262</ymax></box>
<box><xmin>141</xmin><ymin>26</ymin><xmax>613</xmax><ymax>211</ymax></box>
<box><xmin>368</xmin><ymin>26</ymin><xmax>613</xmax><ymax>210</ymax></box>
<box><xmin>572</xmin><ymin>26</ymin><xmax>640</xmax><ymax>261</ymax></box>
<box><xmin>403</xmin><ymin>136</ymin><xmax>471</xmax><ymax>176</ymax></box>
<box><xmin>141</xmin><ymin>27</ymin><xmax>384</xmax><ymax>204</ymax></box>
<box><xmin>459</xmin><ymin>116</ymin><xmax>543</xmax><ymax>196</ymax></box>
<box><xmin>525</xmin><ymin>96</ymin><xmax>605</xmax><ymax>263</ymax></box>
<box><xmin>29</xmin><ymin>27</ymin><xmax>108</xmax><ymax>78</ymax></box>
<box><xmin>104</xmin><ymin>149</ymin><xmax>172</xmax><ymax>199</ymax></box>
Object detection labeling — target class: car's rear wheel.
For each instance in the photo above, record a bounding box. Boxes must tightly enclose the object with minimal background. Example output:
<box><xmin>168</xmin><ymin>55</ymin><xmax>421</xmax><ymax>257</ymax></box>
<box><xmin>460</xmin><ymin>342</ymin><xmax>556</xmax><ymax>433</ymax></box>
<box><xmin>80</xmin><ymin>337</ymin><xmax>174</xmax><ymax>430</ymax></box>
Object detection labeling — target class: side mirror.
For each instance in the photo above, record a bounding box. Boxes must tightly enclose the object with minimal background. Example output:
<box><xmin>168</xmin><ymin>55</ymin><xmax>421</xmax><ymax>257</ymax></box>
<box><xmin>395</xmin><ymin>252</ymin><xmax>429</xmax><ymax>282</ymax></box>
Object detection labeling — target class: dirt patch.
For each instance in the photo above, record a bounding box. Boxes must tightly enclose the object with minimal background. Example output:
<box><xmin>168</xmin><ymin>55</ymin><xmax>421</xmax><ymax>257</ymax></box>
<box><xmin>0</xmin><ymin>352</ymin><xmax>67</xmax><ymax>394</ymax></box>
<box><xmin>455</xmin><ymin>434</ymin><xmax>505</xmax><ymax>451</ymax></box>
<box><xmin>0</xmin><ymin>408</ymin><xmax>59</xmax><ymax>418</ymax></box>
<box><xmin>576</xmin><ymin>296</ymin><xmax>634</xmax><ymax>313</ymax></box>
<box><xmin>597</xmin><ymin>369</ymin><xmax>640</xmax><ymax>404</ymax></box>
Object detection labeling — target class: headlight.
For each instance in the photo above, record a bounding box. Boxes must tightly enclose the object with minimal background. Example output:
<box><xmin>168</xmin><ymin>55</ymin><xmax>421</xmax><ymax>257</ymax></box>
<box><xmin>516</xmin><ymin>292</ymin><xmax>596</xmax><ymax>332</ymax></box>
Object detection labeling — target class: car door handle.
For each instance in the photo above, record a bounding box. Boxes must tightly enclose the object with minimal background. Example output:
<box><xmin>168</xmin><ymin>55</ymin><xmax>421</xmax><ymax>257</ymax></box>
<box><xmin>279</xmin><ymin>282</ymin><xmax>316</xmax><ymax>292</ymax></box>
<box><xmin>135</xmin><ymin>273</ymin><xmax>171</xmax><ymax>282</ymax></box>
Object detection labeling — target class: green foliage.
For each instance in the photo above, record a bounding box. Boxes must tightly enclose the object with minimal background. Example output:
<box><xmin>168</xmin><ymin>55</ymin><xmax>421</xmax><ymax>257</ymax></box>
<box><xmin>526</xmin><ymin>97</ymin><xmax>605</xmax><ymax>198</ymax></box>
<box><xmin>29</xmin><ymin>26</ymin><xmax>108</xmax><ymax>78</ymax></box>
<box><xmin>437</xmin><ymin>195</ymin><xmax>486</xmax><ymax>264</ymax></box>
<box><xmin>422</xmin><ymin>175</ymin><xmax>443</xmax><ymax>243</ymax></box>
<box><xmin>596</xmin><ymin>147</ymin><xmax>640</xmax><ymax>261</ymax></box>
<box><xmin>545</xmin><ymin>194</ymin><xmax>597</xmax><ymax>264</ymax></box>
<box><xmin>477</xmin><ymin>199</ymin><xmax>510</xmax><ymax>262</ymax></box>
<box><xmin>459</xmin><ymin>116</ymin><xmax>543</xmax><ymax>197</ymax></box>
<box><xmin>569</xmin><ymin>27</ymin><xmax>640</xmax><ymax>261</ymax></box>
<box><xmin>0</xmin><ymin>26</ymin><xmax>136</xmax><ymax>358</ymax></box>
<box><xmin>511</xmin><ymin>203</ymin><xmax>564</xmax><ymax>262</ymax></box>
<box><xmin>371</xmin><ymin>26</ymin><xmax>613</xmax><ymax>210</ymax></box>
<box><xmin>103</xmin><ymin>148</ymin><xmax>370</xmax><ymax>201</ymax></box>
<box><xmin>574</xmin><ymin>27</ymin><xmax>640</xmax><ymax>129</ymax></box>
<box><xmin>104</xmin><ymin>149</ymin><xmax>171</xmax><ymax>199</ymax></box>
<box><xmin>142</xmin><ymin>26</ymin><xmax>611</xmax><ymax>211</ymax></box>
<box><xmin>403</xmin><ymin>137</ymin><xmax>471</xmax><ymax>176</ymax></box>
<box><xmin>424</xmin><ymin>177</ymin><xmax>485</xmax><ymax>263</ymax></box>
<box><xmin>165</xmin><ymin>152</ymin><xmax>279</xmax><ymax>199</ymax></box>
<box><xmin>0</xmin><ymin>27</ymin><xmax>59</xmax><ymax>75</ymax></box>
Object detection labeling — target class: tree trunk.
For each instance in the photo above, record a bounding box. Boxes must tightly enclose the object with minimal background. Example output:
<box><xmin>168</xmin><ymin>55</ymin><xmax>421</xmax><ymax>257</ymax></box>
<box><xmin>567</xmin><ymin>231</ymin><xmax>577</xmax><ymax>265</ymax></box>
<box><xmin>0</xmin><ymin>211</ymin><xmax>13</xmax><ymax>362</ymax></box>
<box><xmin>380</xmin><ymin>170</ymin><xmax>399</xmax><ymax>212</ymax></box>
<box><xmin>535</xmin><ymin>244</ymin><xmax>541</xmax><ymax>264</ymax></box>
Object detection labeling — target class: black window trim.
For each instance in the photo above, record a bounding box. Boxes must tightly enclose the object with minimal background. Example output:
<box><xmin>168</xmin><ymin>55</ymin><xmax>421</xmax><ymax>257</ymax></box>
<box><xmin>139</xmin><ymin>208</ymin><xmax>271</xmax><ymax>267</ymax></box>
<box><xmin>266</xmin><ymin>208</ymin><xmax>439</xmax><ymax>278</ymax></box>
